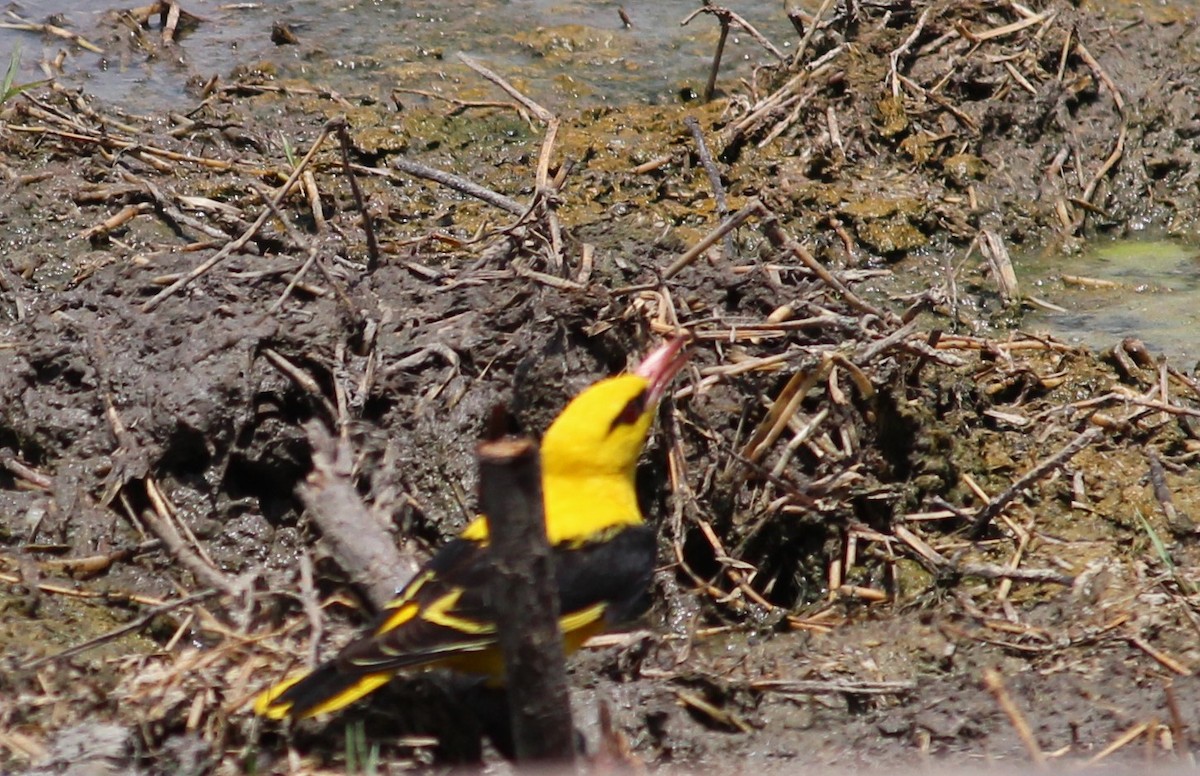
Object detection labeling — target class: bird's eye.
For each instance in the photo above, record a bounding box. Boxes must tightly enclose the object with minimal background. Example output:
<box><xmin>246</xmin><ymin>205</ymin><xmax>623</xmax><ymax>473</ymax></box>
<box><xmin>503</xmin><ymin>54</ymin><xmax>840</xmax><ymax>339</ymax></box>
<box><xmin>609</xmin><ymin>390</ymin><xmax>647</xmax><ymax>432</ymax></box>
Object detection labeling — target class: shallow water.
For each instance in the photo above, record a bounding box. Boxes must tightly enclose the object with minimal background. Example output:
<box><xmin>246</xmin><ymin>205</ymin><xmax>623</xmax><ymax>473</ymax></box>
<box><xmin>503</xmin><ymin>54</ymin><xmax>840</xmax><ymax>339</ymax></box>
<box><xmin>1023</xmin><ymin>238</ymin><xmax>1200</xmax><ymax>366</ymax></box>
<box><xmin>0</xmin><ymin>0</ymin><xmax>798</xmax><ymax>113</ymax></box>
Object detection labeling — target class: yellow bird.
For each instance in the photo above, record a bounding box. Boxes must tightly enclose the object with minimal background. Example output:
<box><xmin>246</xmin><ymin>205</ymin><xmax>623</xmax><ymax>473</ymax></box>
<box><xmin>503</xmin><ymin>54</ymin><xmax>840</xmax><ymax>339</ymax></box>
<box><xmin>255</xmin><ymin>336</ymin><xmax>689</xmax><ymax>720</ymax></box>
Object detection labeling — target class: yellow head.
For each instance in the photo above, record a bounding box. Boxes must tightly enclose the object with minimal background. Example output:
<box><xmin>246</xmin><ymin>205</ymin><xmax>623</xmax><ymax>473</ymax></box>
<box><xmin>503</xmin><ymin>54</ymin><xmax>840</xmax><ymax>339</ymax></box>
<box><xmin>537</xmin><ymin>337</ymin><xmax>689</xmax><ymax>542</ymax></box>
<box><xmin>540</xmin><ymin>373</ymin><xmax>660</xmax><ymax>481</ymax></box>
<box><xmin>463</xmin><ymin>337</ymin><xmax>689</xmax><ymax>544</ymax></box>
<box><xmin>542</xmin><ymin>336</ymin><xmax>689</xmax><ymax>480</ymax></box>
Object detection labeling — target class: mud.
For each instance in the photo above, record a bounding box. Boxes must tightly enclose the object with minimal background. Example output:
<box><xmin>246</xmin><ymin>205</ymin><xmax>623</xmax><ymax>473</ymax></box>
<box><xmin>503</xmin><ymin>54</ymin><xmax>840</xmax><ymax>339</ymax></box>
<box><xmin>4</xmin><ymin>1</ymin><xmax>1200</xmax><ymax>773</ymax></box>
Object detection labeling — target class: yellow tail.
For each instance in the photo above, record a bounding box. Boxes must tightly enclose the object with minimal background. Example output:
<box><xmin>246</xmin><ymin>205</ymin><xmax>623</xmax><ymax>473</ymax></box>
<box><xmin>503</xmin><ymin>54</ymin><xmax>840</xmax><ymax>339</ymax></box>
<box><xmin>254</xmin><ymin>665</ymin><xmax>393</xmax><ymax>720</ymax></box>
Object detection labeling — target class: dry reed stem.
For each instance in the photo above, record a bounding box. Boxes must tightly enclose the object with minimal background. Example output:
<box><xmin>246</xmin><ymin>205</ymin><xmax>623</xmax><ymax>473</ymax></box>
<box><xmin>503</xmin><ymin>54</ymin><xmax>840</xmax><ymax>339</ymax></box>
<box><xmin>458</xmin><ymin>53</ymin><xmax>554</xmax><ymax>125</ymax></box>
<box><xmin>982</xmin><ymin>668</ymin><xmax>1047</xmax><ymax>767</ymax></box>
<box><xmin>141</xmin><ymin>120</ymin><xmax>336</xmax><ymax>311</ymax></box>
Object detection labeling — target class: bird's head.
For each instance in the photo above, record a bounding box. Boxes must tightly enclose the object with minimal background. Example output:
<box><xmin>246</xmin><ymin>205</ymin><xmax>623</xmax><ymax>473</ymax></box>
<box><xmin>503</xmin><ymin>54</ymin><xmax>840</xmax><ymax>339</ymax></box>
<box><xmin>540</xmin><ymin>336</ymin><xmax>689</xmax><ymax>480</ymax></box>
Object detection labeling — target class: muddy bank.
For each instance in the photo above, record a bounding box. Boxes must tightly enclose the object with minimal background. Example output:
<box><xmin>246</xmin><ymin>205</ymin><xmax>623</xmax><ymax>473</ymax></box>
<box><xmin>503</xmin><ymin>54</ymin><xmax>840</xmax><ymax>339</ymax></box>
<box><xmin>3</xmin><ymin>1</ymin><xmax>1200</xmax><ymax>772</ymax></box>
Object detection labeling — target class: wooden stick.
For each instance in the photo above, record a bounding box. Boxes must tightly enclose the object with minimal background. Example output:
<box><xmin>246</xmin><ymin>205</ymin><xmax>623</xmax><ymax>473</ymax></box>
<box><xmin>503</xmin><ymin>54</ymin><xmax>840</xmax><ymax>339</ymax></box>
<box><xmin>704</xmin><ymin>13</ymin><xmax>730</xmax><ymax>102</ymax></box>
<box><xmin>970</xmin><ymin>426</ymin><xmax>1103</xmax><ymax>538</ymax></box>
<box><xmin>791</xmin><ymin>0</ymin><xmax>836</xmax><ymax>68</ymax></box>
<box><xmin>1148</xmin><ymin>448</ymin><xmax>1195</xmax><ymax>533</ymax></box>
<box><xmin>751</xmin><ymin>678</ymin><xmax>915</xmax><ymax>696</ymax></box>
<box><xmin>1085</xmin><ymin>720</ymin><xmax>1153</xmax><ymax>766</ymax></box>
<box><xmin>141</xmin><ymin>120</ymin><xmax>335</xmax><ymax>312</ymax></box>
<box><xmin>298</xmin><ymin>421</ymin><xmax>420</xmax><ymax>610</ymax></box>
<box><xmin>141</xmin><ymin>478</ymin><xmax>235</xmax><ymax>594</ymax></box>
<box><xmin>391</xmin><ymin>157</ymin><xmax>526</xmax><ymax>215</ymax></box>
<box><xmin>663</xmin><ymin>200</ymin><xmax>760</xmax><ymax>279</ymax></box>
<box><xmin>684</xmin><ymin>116</ymin><xmax>734</xmax><ymax>259</ymax></box>
<box><xmin>334</xmin><ymin>120</ymin><xmax>380</xmax><ymax>272</ymax></box>
<box><xmin>0</xmin><ymin>18</ymin><xmax>103</xmax><ymax>53</ymax></box>
<box><xmin>458</xmin><ymin>53</ymin><xmax>555</xmax><ymax>125</ymax></box>
<box><xmin>1164</xmin><ymin>683</ymin><xmax>1191</xmax><ymax>760</ymax></box>
<box><xmin>477</xmin><ymin>436</ymin><xmax>575</xmax><ymax>765</ymax></box>
<box><xmin>983</xmin><ymin>668</ymin><xmax>1046</xmax><ymax>767</ymax></box>
<box><xmin>19</xmin><ymin>589</ymin><xmax>218</xmax><ymax>670</ymax></box>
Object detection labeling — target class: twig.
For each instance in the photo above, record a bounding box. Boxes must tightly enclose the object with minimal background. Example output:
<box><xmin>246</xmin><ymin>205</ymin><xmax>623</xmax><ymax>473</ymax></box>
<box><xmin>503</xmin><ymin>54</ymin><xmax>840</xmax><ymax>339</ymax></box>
<box><xmin>983</xmin><ymin>668</ymin><xmax>1046</xmax><ymax>767</ymax></box>
<box><xmin>675</xmin><ymin>690</ymin><xmax>752</xmax><ymax>733</ymax></box>
<box><xmin>682</xmin><ymin>3</ymin><xmax>785</xmax><ymax>61</ymax></box>
<box><xmin>245</xmin><ymin>183</ymin><xmax>325</xmax><ymax>314</ymax></box>
<box><xmin>535</xmin><ymin>117</ymin><xmax>561</xmax><ymax>193</ymax></box>
<box><xmin>751</xmin><ymin>678</ymin><xmax>916</xmax><ymax>696</ymax></box>
<box><xmin>219</xmin><ymin>82</ymin><xmax>358</xmax><ymax>109</ymax></box>
<box><xmin>958</xmin><ymin>563</ymin><xmax>1074</xmax><ymax>585</ymax></box>
<box><xmin>684</xmin><ymin>116</ymin><xmax>734</xmax><ymax>259</ymax></box>
<box><xmin>298</xmin><ymin>421</ymin><xmax>420</xmax><ymax>611</ymax></box>
<box><xmin>1075</xmin><ymin>41</ymin><xmax>1125</xmax><ymax>113</ymax></box>
<box><xmin>754</xmin><ymin>203</ymin><xmax>896</xmax><ymax>322</ymax></box>
<box><xmin>79</xmin><ymin>203</ymin><xmax>154</xmax><ymax>242</ymax></box>
<box><xmin>0</xmin><ymin>16</ymin><xmax>103</xmax><ymax>53</ymax></box>
<box><xmin>138</xmin><ymin>478</ymin><xmax>239</xmax><ymax>596</ymax></box>
<box><xmin>391</xmin><ymin>158</ymin><xmax>525</xmax><ymax>215</ymax></box>
<box><xmin>121</xmin><ymin>171</ymin><xmax>232</xmax><ymax>241</ymax></box>
<box><xmin>663</xmin><ymin>201</ymin><xmax>760</xmax><ymax>279</ymax></box>
<box><xmin>893</xmin><ymin>525</ymin><xmax>1073</xmax><ymax>585</ymax></box>
<box><xmin>392</xmin><ymin>87</ymin><xmax>531</xmax><ymax>123</ymax></box>
<box><xmin>268</xmin><ymin>246</ymin><xmax>323</xmax><ymax>314</ymax></box>
<box><xmin>23</xmin><ymin>542</ymin><xmax>158</xmax><ymax>579</ymax></box>
<box><xmin>1127</xmin><ymin>632</ymin><xmax>1193</xmax><ymax>677</ymax></box>
<box><xmin>19</xmin><ymin>590</ymin><xmax>218</xmax><ymax>670</ymax></box>
<box><xmin>969</xmin><ymin>9</ymin><xmax>1052</xmax><ymax>42</ymax></box>
<box><xmin>1085</xmin><ymin>720</ymin><xmax>1153</xmax><ymax>766</ymax></box>
<box><xmin>703</xmin><ymin>9</ymin><xmax>730</xmax><ymax>102</ymax></box>
<box><xmin>887</xmin><ymin>6</ymin><xmax>932</xmax><ymax>98</ymax></box>
<box><xmin>1074</xmin><ymin>41</ymin><xmax>1126</xmax><ymax>210</ymax></box>
<box><xmin>791</xmin><ymin>0</ymin><xmax>836</xmax><ymax>68</ymax></box>
<box><xmin>162</xmin><ymin>0</ymin><xmax>181</xmax><ymax>45</ymax></box>
<box><xmin>141</xmin><ymin>120</ymin><xmax>335</xmax><ymax>312</ymax></box>
<box><xmin>978</xmin><ymin>229</ymin><xmax>1019</xmax><ymax>305</ymax></box>
<box><xmin>741</xmin><ymin>360</ymin><xmax>831</xmax><ymax>464</ymax></box>
<box><xmin>1148</xmin><ymin>448</ymin><xmax>1195</xmax><ymax>533</ymax></box>
<box><xmin>333</xmin><ymin>119</ymin><xmax>380</xmax><ymax>272</ymax></box>
<box><xmin>535</xmin><ymin>117</ymin><xmax>565</xmax><ymax>271</ymax></box>
<box><xmin>1164</xmin><ymin>683</ymin><xmax>1191</xmax><ymax>760</ymax></box>
<box><xmin>298</xmin><ymin>552</ymin><xmax>323</xmax><ymax>669</ymax></box>
<box><xmin>970</xmin><ymin>426</ymin><xmax>1103</xmax><ymax>538</ymax></box>
<box><xmin>458</xmin><ymin>53</ymin><xmax>554</xmax><ymax>125</ymax></box>
<box><xmin>682</xmin><ymin>2</ymin><xmax>784</xmax><ymax>100</ymax></box>
<box><xmin>8</xmin><ymin>123</ymin><xmax>241</xmax><ymax>172</ymax></box>
<box><xmin>723</xmin><ymin>8</ymin><xmax>785</xmax><ymax>60</ymax></box>
<box><xmin>478</xmin><ymin>436</ymin><xmax>575</xmax><ymax>765</ymax></box>
<box><xmin>0</xmin><ymin>453</ymin><xmax>53</xmax><ymax>491</ymax></box>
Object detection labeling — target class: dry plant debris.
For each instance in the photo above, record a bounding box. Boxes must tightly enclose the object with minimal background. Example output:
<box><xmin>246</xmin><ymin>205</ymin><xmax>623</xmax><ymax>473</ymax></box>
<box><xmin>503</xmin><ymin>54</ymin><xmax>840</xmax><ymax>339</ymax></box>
<box><xmin>2</xmin><ymin>0</ymin><xmax>1200</xmax><ymax>771</ymax></box>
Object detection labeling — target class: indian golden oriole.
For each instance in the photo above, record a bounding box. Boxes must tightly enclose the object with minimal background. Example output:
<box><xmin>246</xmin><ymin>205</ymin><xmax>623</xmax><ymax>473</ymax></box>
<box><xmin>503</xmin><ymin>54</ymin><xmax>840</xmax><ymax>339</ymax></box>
<box><xmin>254</xmin><ymin>336</ymin><xmax>689</xmax><ymax>720</ymax></box>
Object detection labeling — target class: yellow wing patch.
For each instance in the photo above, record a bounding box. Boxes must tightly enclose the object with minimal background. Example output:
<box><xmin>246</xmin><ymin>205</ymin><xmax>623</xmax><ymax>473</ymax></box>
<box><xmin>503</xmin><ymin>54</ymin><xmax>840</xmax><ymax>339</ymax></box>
<box><xmin>254</xmin><ymin>669</ymin><xmax>396</xmax><ymax>720</ymax></box>
<box><xmin>421</xmin><ymin>589</ymin><xmax>495</xmax><ymax>635</ymax></box>
<box><xmin>293</xmin><ymin>673</ymin><xmax>393</xmax><ymax>720</ymax></box>
<box><xmin>559</xmin><ymin>601</ymin><xmax>607</xmax><ymax>633</ymax></box>
<box><xmin>254</xmin><ymin>672</ymin><xmax>307</xmax><ymax>720</ymax></box>
<box><xmin>380</xmin><ymin>601</ymin><xmax>420</xmax><ymax>633</ymax></box>
<box><xmin>459</xmin><ymin>516</ymin><xmax>489</xmax><ymax>542</ymax></box>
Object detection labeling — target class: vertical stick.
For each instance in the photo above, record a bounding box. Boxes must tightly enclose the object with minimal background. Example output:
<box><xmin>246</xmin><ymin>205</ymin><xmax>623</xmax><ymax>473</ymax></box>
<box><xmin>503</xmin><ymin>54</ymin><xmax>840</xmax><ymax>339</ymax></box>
<box><xmin>477</xmin><ymin>437</ymin><xmax>575</xmax><ymax>764</ymax></box>
<box><xmin>704</xmin><ymin>17</ymin><xmax>729</xmax><ymax>102</ymax></box>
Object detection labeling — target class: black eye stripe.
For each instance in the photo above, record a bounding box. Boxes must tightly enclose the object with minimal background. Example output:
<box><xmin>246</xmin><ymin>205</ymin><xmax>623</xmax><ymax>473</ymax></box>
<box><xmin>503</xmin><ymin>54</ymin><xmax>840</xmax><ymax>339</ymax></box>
<box><xmin>608</xmin><ymin>390</ymin><xmax>647</xmax><ymax>433</ymax></box>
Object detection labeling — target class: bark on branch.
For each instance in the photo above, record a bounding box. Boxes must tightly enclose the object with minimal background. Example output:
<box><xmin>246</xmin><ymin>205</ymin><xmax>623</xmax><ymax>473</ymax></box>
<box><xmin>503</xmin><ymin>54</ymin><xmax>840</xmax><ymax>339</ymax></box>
<box><xmin>478</xmin><ymin>436</ymin><xmax>575</xmax><ymax>765</ymax></box>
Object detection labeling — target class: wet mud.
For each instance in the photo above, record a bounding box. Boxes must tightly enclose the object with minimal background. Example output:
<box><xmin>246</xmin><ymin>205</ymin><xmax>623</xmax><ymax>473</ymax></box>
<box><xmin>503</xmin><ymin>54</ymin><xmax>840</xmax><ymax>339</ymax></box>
<box><xmin>4</xmin><ymin>1</ymin><xmax>1200</xmax><ymax>772</ymax></box>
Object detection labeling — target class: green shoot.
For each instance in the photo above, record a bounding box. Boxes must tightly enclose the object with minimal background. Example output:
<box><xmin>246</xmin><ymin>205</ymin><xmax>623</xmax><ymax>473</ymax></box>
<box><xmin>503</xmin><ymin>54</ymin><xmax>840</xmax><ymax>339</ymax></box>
<box><xmin>2</xmin><ymin>47</ymin><xmax>51</xmax><ymax>105</ymax></box>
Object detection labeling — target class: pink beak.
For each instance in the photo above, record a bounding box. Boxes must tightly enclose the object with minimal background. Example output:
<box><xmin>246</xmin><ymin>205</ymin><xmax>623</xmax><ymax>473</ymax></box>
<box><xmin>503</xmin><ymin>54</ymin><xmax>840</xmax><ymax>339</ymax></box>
<box><xmin>635</xmin><ymin>335</ymin><xmax>691</xmax><ymax>406</ymax></box>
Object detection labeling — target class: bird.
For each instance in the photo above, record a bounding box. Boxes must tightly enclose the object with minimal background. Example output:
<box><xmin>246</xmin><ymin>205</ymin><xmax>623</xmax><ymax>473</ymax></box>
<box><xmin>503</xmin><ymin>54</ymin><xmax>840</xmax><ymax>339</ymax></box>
<box><xmin>254</xmin><ymin>336</ymin><xmax>690</xmax><ymax>721</ymax></box>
